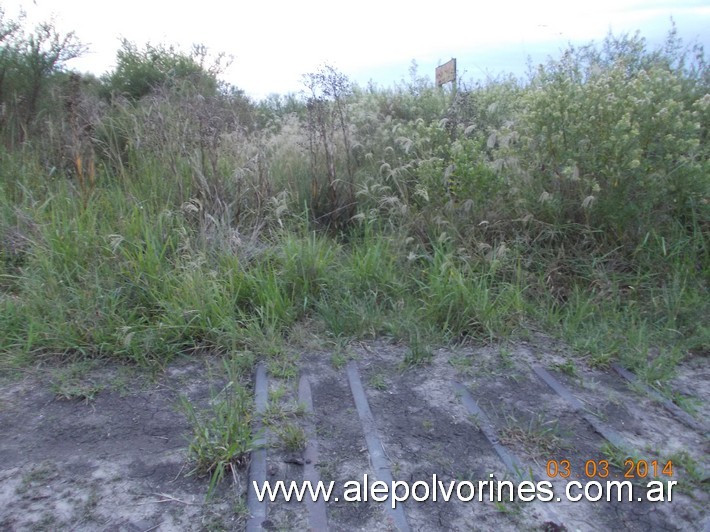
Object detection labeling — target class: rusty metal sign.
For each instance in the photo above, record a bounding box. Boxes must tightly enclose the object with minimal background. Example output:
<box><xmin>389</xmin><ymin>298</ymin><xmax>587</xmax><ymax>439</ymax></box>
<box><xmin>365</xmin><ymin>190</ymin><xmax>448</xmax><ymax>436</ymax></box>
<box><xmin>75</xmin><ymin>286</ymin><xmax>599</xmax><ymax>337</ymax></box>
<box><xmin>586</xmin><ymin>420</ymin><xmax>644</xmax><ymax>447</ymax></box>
<box><xmin>436</xmin><ymin>58</ymin><xmax>456</xmax><ymax>87</ymax></box>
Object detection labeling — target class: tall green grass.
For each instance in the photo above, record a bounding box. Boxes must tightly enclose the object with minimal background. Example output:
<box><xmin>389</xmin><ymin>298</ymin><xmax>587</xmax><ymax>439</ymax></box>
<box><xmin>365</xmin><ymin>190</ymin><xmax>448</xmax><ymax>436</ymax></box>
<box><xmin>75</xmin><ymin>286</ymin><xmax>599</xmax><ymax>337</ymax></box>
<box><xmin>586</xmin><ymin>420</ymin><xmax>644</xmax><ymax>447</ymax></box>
<box><xmin>1</xmin><ymin>27</ymin><xmax>707</xmax><ymax>385</ymax></box>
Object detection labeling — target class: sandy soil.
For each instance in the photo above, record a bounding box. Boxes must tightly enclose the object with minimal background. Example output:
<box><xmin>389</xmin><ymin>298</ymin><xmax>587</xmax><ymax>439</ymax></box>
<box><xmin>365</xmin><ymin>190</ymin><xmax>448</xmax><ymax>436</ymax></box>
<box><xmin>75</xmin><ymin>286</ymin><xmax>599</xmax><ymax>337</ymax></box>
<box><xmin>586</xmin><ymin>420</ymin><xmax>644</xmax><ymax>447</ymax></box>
<box><xmin>0</xmin><ymin>337</ymin><xmax>707</xmax><ymax>531</ymax></box>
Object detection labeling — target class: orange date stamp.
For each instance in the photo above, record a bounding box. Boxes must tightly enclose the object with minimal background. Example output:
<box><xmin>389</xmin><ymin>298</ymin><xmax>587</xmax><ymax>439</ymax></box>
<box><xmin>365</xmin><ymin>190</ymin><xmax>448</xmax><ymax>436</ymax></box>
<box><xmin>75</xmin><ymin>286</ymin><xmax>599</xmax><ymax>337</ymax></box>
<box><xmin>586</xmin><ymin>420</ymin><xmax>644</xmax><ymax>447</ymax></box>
<box><xmin>546</xmin><ymin>459</ymin><xmax>673</xmax><ymax>479</ymax></box>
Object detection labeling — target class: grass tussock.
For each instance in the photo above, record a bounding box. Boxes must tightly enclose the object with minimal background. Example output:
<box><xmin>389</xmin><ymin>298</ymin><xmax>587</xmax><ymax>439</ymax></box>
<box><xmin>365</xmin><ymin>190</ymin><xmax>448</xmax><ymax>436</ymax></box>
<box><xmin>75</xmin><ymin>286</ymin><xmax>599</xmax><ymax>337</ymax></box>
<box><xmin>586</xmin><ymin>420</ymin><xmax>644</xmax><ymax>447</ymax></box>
<box><xmin>180</xmin><ymin>358</ymin><xmax>255</xmax><ymax>495</ymax></box>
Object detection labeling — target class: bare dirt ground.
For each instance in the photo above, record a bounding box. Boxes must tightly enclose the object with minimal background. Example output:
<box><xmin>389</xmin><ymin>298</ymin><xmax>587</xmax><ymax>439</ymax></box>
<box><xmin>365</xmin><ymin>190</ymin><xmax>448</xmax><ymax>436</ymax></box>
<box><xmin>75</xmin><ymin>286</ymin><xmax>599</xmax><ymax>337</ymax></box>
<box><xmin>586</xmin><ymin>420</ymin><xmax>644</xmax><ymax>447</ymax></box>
<box><xmin>0</xmin><ymin>361</ymin><xmax>245</xmax><ymax>531</ymax></box>
<box><xmin>0</xmin><ymin>336</ymin><xmax>708</xmax><ymax>531</ymax></box>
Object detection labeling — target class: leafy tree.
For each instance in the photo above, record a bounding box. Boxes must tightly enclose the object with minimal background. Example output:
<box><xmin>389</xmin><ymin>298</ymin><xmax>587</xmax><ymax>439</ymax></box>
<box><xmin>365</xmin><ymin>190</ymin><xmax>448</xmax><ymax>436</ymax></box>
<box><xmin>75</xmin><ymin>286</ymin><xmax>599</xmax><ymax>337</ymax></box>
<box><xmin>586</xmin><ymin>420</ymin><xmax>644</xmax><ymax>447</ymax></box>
<box><xmin>103</xmin><ymin>40</ymin><xmax>226</xmax><ymax>100</ymax></box>
<box><xmin>0</xmin><ymin>9</ymin><xmax>85</xmax><ymax>145</ymax></box>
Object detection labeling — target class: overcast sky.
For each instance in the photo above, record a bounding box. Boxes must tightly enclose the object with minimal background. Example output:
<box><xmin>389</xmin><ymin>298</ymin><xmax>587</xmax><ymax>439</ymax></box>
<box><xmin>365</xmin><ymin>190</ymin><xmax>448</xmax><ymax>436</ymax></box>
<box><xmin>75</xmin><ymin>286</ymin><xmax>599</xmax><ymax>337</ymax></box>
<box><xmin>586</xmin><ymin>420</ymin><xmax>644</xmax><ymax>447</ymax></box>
<box><xmin>4</xmin><ymin>0</ymin><xmax>709</xmax><ymax>99</ymax></box>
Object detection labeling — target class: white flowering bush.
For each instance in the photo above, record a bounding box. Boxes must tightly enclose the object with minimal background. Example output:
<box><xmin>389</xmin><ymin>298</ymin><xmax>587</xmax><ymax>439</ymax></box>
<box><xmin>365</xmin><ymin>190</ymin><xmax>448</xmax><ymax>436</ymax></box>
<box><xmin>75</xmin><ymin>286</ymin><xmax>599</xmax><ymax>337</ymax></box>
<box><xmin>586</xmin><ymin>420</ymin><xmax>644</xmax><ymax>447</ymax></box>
<box><xmin>512</xmin><ymin>31</ymin><xmax>708</xmax><ymax>246</ymax></box>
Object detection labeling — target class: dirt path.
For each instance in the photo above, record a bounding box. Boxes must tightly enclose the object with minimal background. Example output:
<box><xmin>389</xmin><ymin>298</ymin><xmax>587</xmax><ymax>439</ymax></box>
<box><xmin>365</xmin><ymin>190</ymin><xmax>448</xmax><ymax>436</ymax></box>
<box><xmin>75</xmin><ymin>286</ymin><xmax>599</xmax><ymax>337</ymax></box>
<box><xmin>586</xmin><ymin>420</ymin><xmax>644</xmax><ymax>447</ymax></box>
<box><xmin>1</xmin><ymin>339</ymin><xmax>708</xmax><ymax>531</ymax></box>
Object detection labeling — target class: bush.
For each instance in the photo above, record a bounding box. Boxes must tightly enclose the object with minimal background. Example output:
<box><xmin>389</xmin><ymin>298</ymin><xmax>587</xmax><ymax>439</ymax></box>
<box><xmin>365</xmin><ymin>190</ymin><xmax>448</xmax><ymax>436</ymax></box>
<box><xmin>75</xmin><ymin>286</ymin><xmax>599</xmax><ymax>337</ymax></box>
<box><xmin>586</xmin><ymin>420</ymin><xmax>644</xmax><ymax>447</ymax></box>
<box><xmin>513</xmin><ymin>30</ymin><xmax>709</xmax><ymax>248</ymax></box>
<box><xmin>102</xmin><ymin>40</ymin><xmax>222</xmax><ymax>101</ymax></box>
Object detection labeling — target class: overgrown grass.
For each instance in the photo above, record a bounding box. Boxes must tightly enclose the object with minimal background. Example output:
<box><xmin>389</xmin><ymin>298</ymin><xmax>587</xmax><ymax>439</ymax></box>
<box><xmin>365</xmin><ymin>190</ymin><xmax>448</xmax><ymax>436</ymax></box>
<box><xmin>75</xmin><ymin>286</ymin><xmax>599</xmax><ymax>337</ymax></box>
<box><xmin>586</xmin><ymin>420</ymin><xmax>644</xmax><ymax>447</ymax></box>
<box><xmin>180</xmin><ymin>357</ymin><xmax>255</xmax><ymax>495</ymax></box>
<box><xmin>0</xmin><ymin>26</ymin><xmax>707</xmax><ymax>390</ymax></box>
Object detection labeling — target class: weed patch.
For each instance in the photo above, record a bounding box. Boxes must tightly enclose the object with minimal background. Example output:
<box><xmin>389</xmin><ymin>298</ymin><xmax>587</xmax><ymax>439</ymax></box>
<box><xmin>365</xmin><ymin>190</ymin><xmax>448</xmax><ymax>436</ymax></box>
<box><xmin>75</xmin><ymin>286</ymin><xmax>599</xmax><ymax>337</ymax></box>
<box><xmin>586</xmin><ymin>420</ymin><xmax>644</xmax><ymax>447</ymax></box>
<box><xmin>180</xmin><ymin>360</ymin><xmax>255</xmax><ymax>496</ymax></box>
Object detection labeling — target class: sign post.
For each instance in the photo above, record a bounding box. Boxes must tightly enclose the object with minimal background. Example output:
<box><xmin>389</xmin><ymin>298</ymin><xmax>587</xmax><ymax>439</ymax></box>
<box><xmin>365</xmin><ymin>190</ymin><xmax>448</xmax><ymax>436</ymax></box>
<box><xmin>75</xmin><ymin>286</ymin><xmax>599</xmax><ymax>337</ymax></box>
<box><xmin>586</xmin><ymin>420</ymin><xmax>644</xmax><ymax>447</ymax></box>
<box><xmin>435</xmin><ymin>58</ymin><xmax>457</xmax><ymax>96</ymax></box>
